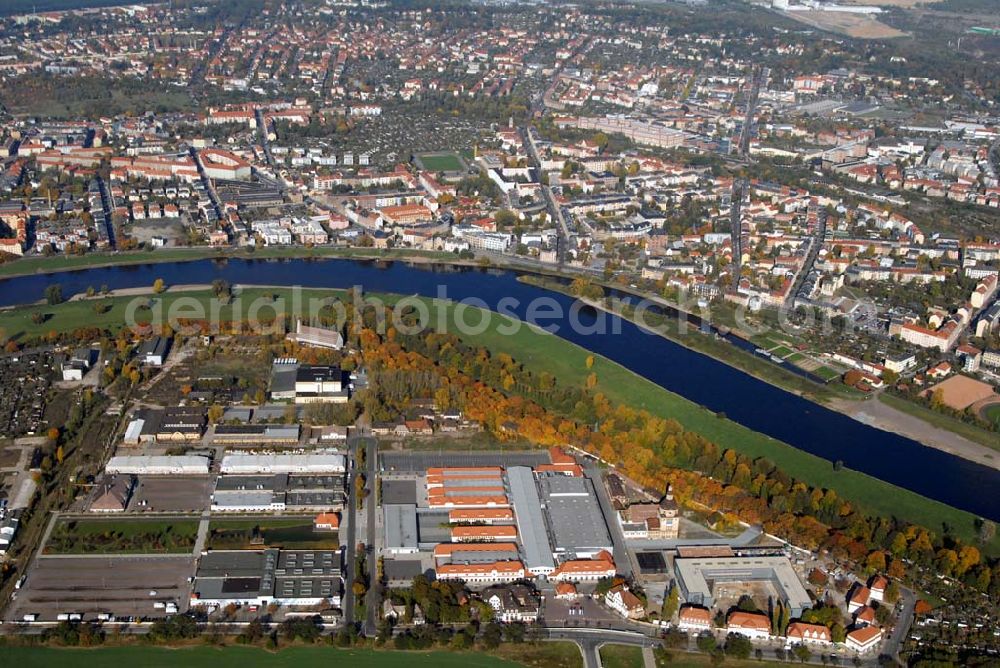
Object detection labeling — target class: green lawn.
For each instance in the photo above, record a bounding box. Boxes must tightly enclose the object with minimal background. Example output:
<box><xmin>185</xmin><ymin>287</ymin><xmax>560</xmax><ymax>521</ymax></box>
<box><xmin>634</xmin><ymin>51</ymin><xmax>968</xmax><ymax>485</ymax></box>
<box><xmin>814</xmin><ymin>366</ymin><xmax>842</xmax><ymax>382</ymax></box>
<box><xmin>207</xmin><ymin>518</ymin><xmax>339</xmax><ymax>550</ymax></box>
<box><xmin>0</xmin><ymin>247</ymin><xmax>458</xmax><ymax>280</ymax></box>
<box><xmin>982</xmin><ymin>403</ymin><xmax>1000</xmax><ymax>429</ymax></box>
<box><xmin>44</xmin><ymin>518</ymin><xmax>200</xmax><ymax>555</ymax></box>
<box><xmin>417</xmin><ymin>153</ymin><xmax>464</xmax><ymax>172</ymax></box>
<box><xmin>769</xmin><ymin>345</ymin><xmax>794</xmax><ymax>358</ymax></box>
<box><xmin>493</xmin><ymin>641</ymin><xmax>583</xmax><ymax>668</ymax></box>
<box><xmin>0</xmin><ymin>287</ymin><xmax>354</xmax><ymax>340</ymax></box>
<box><xmin>598</xmin><ymin>644</ymin><xmax>644</xmax><ymax>668</ymax></box>
<box><xmin>0</xmin><ymin>646</ymin><xmax>528</xmax><ymax>668</ymax></box>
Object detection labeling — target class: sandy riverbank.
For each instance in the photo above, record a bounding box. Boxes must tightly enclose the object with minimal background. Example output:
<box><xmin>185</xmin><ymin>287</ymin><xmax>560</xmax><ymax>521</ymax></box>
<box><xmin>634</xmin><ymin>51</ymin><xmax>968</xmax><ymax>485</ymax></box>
<box><xmin>581</xmin><ymin>295</ymin><xmax>1000</xmax><ymax>473</ymax></box>
<box><xmin>828</xmin><ymin>397</ymin><xmax>999</xmax><ymax>471</ymax></box>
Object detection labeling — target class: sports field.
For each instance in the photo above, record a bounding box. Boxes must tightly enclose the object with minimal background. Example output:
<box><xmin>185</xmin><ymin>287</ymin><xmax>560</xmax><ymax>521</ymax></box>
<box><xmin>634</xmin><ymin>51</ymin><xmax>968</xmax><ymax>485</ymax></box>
<box><xmin>417</xmin><ymin>152</ymin><xmax>465</xmax><ymax>172</ymax></box>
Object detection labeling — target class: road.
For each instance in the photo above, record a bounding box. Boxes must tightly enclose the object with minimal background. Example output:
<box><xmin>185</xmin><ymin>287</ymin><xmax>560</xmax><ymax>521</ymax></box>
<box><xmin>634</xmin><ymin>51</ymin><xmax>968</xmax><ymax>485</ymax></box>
<box><xmin>189</xmin><ymin>147</ymin><xmax>225</xmax><ymax>227</ymax></box>
<box><xmin>522</xmin><ymin>125</ymin><xmax>571</xmax><ymax>263</ymax></box>
<box><xmin>883</xmin><ymin>586</ymin><xmax>917</xmax><ymax>661</ymax></box>
<box><xmin>545</xmin><ymin>627</ymin><xmax>655</xmax><ymax>668</ymax></box>
<box><xmin>361</xmin><ymin>433</ymin><xmax>379</xmax><ymax>637</ymax></box>
<box><xmin>788</xmin><ymin>208</ymin><xmax>828</xmax><ymax>307</ymax></box>
<box><xmin>341</xmin><ymin>435</ymin><xmax>360</xmax><ymax>628</ymax></box>
<box><xmin>728</xmin><ymin>178</ymin><xmax>746</xmax><ymax>292</ymax></box>
<box><xmin>736</xmin><ymin>66</ymin><xmax>765</xmax><ymax>158</ymax></box>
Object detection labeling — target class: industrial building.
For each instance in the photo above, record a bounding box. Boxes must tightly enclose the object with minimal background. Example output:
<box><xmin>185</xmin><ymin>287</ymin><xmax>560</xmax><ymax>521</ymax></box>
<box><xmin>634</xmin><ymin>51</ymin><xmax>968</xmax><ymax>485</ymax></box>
<box><xmin>121</xmin><ymin>407</ymin><xmax>207</xmax><ymax>444</ymax></box>
<box><xmin>674</xmin><ymin>555</ymin><xmax>813</xmax><ymax>617</ymax></box>
<box><xmin>211</xmin><ymin>474</ymin><xmax>346</xmax><ymax>512</ymax></box>
<box><xmin>105</xmin><ymin>455</ymin><xmax>211</xmax><ymax>476</ymax></box>
<box><xmin>538</xmin><ymin>474</ymin><xmax>613</xmax><ymax>559</ymax></box>
<box><xmin>219</xmin><ymin>453</ymin><xmax>345</xmax><ymax>474</ymax></box>
<box><xmin>507</xmin><ymin>466</ymin><xmax>556</xmax><ymax>575</ymax></box>
<box><xmin>433</xmin><ymin>542</ymin><xmax>520</xmax><ymax>565</ymax></box>
<box><xmin>287</xmin><ymin>320</ymin><xmax>344</xmax><ymax>350</ymax></box>
<box><xmin>425</xmin><ymin>466</ymin><xmax>509</xmax><ymax>509</ymax></box>
<box><xmin>190</xmin><ymin>549</ymin><xmax>343</xmax><ymax>608</ymax></box>
<box><xmin>212</xmin><ymin>424</ymin><xmax>301</xmax><ymax>446</ymax></box>
<box><xmin>384</xmin><ymin>504</ymin><xmax>419</xmax><ymax>555</ymax></box>
<box><xmin>268</xmin><ymin>361</ymin><xmax>349</xmax><ymax>403</ymax></box>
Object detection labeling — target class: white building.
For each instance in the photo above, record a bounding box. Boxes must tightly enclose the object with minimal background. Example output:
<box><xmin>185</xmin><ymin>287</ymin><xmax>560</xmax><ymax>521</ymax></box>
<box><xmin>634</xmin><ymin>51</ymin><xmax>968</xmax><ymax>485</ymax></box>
<box><xmin>219</xmin><ymin>453</ymin><xmax>346</xmax><ymax>474</ymax></box>
<box><xmin>105</xmin><ymin>455</ymin><xmax>210</xmax><ymax>475</ymax></box>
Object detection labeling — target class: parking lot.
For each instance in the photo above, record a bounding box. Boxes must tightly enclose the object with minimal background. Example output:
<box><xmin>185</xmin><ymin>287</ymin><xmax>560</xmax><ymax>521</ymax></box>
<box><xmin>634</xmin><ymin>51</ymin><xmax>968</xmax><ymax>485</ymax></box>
<box><xmin>6</xmin><ymin>555</ymin><xmax>196</xmax><ymax>622</ymax></box>
<box><xmin>127</xmin><ymin>476</ymin><xmax>213</xmax><ymax>512</ymax></box>
<box><xmin>543</xmin><ymin>595</ymin><xmax>619</xmax><ymax>627</ymax></box>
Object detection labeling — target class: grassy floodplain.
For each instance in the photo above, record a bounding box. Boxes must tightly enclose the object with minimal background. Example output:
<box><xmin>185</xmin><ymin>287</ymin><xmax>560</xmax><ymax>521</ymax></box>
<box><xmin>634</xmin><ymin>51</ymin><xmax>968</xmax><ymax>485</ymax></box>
<box><xmin>0</xmin><ymin>645</ymin><xmax>539</xmax><ymax>668</ymax></box>
<box><xmin>0</xmin><ymin>286</ymin><xmax>995</xmax><ymax>554</ymax></box>
<box><xmin>0</xmin><ymin>246</ymin><xmax>459</xmax><ymax>280</ymax></box>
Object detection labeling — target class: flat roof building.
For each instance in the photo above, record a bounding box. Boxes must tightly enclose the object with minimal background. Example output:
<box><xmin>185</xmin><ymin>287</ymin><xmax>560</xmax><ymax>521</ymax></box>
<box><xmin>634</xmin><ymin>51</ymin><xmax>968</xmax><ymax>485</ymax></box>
<box><xmin>507</xmin><ymin>466</ymin><xmax>556</xmax><ymax>575</ymax></box>
<box><xmin>212</xmin><ymin>474</ymin><xmax>345</xmax><ymax>512</ymax></box>
<box><xmin>674</xmin><ymin>555</ymin><xmax>812</xmax><ymax>617</ymax></box>
<box><xmin>213</xmin><ymin>424</ymin><xmax>301</xmax><ymax>446</ymax></box>
<box><xmin>384</xmin><ymin>504</ymin><xmax>419</xmax><ymax>555</ymax></box>
<box><xmin>220</xmin><ymin>453</ymin><xmax>345</xmax><ymax>474</ymax></box>
<box><xmin>539</xmin><ymin>474</ymin><xmax>613</xmax><ymax>560</ymax></box>
<box><xmin>106</xmin><ymin>454</ymin><xmax>210</xmax><ymax>475</ymax></box>
<box><xmin>190</xmin><ymin>549</ymin><xmax>342</xmax><ymax>608</ymax></box>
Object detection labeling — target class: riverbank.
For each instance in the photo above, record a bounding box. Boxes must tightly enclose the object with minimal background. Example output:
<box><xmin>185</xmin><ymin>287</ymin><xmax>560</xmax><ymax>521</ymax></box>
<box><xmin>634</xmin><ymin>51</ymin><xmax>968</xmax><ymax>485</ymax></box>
<box><xmin>2</xmin><ymin>282</ymin><xmax>994</xmax><ymax>552</ymax></box>
<box><xmin>0</xmin><ymin>247</ymin><xmax>467</xmax><ymax>280</ymax></box>
<box><xmin>830</xmin><ymin>395</ymin><xmax>999</xmax><ymax>470</ymax></box>
<box><xmin>524</xmin><ymin>275</ymin><xmax>1000</xmax><ymax>473</ymax></box>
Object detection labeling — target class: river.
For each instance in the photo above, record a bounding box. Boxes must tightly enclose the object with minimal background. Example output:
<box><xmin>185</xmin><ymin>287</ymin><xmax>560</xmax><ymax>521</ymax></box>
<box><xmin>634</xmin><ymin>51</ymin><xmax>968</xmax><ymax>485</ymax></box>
<box><xmin>1</xmin><ymin>256</ymin><xmax>997</xmax><ymax>520</ymax></box>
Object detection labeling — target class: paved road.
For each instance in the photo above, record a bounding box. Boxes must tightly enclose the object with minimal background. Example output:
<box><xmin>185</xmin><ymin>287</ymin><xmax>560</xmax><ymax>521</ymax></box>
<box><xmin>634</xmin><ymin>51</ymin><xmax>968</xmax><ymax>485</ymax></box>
<box><xmin>884</xmin><ymin>586</ymin><xmax>917</xmax><ymax>661</ymax></box>
<box><xmin>523</xmin><ymin>125</ymin><xmax>571</xmax><ymax>263</ymax></box>
<box><xmin>192</xmin><ymin>512</ymin><xmax>211</xmax><ymax>555</ymax></box>
<box><xmin>362</xmin><ymin>433</ymin><xmax>379</xmax><ymax>637</ymax></box>
<box><xmin>341</xmin><ymin>436</ymin><xmax>360</xmax><ymax>628</ymax></box>
<box><xmin>546</xmin><ymin>627</ymin><xmax>654</xmax><ymax>668</ymax></box>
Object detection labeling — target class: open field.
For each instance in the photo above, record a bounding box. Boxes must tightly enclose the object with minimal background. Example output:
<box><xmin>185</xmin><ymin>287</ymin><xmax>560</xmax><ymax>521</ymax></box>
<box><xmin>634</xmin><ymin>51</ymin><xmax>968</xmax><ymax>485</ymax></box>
<box><xmin>922</xmin><ymin>374</ymin><xmax>997</xmax><ymax>411</ymax></box>
<box><xmin>598</xmin><ymin>644</ymin><xmax>644</xmax><ymax>668</ymax></box>
<box><xmin>44</xmin><ymin>518</ymin><xmax>200</xmax><ymax>555</ymax></box>
<box><xmin>3</xmin><ymin>554</ymin><xmax>195</xmax><ymax>622</ymax></box>
<box><xmin>0</xmin><ymin>646</ymin><xmax>537</xmax><ymax>668</ymax></box>
<box><xmin>206</xmin><ymin>518</ymin><xmax>339</xmax><ymax>551</ymax></box>
<box><xmin>493</xmin><ymin>641</ymin><xmax>584</xmax><ymax>668</ymax></box>
<box><xmin>781</xmin><ymin>9</ymin><xmax>907</xmax><ymax>38</ymax></box>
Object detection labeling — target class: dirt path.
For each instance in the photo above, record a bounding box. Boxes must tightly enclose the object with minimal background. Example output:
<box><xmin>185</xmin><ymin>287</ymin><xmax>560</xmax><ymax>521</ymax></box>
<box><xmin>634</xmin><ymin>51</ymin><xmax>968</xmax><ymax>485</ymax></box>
<box><xmin>830</xmin><ymin>396</ymin><xmax>999</xmax><ymax>471</ymax></box>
